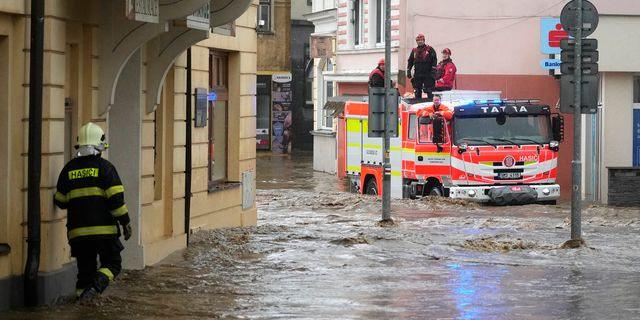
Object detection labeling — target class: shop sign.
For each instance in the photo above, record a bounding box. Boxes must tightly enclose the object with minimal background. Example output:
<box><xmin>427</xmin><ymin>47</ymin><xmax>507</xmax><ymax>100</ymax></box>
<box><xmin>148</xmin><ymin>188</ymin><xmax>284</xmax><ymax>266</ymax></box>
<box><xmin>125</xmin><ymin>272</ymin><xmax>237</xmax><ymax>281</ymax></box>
<box><xmin>126</xmin><ymin>0</ymin><xmax>159</xmax><ymax>23</ymax></box>
<box><xmin>187</xmin><ymin>3</ymin><xmax>211</xmax><ymax>31</ymax></box>
<box><xmin>310</xmin><ymin>36</ymin><xmax>334</xmax><ymax>59</ymax></box>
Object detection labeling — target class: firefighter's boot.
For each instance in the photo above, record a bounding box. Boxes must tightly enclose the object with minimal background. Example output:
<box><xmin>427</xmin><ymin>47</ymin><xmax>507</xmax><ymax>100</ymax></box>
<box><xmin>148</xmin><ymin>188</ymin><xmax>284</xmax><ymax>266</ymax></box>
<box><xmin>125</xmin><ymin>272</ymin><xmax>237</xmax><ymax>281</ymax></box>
<box><xmin>78</xmin><ymin>287</ymin><xmax>98</xmax><ymax>301</ymax></box>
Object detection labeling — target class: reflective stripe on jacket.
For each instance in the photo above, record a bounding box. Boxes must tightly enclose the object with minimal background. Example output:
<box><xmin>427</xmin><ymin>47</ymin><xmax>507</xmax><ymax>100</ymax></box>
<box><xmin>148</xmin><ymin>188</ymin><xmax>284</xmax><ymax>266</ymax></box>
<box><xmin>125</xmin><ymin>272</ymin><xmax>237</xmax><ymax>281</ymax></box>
<box><xmin>54</xmin><ymin>155</ymin><xmax>130</xmax><ymax>241</ymax></box>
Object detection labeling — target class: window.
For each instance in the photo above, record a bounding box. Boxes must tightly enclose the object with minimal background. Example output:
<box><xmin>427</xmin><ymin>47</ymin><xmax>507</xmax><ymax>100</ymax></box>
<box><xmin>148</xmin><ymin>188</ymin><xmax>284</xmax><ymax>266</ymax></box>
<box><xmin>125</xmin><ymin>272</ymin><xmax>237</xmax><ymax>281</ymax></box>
<box><xmin>208</xmin><ymin>51</ymin><xmax>229</xmax><ymax>187</ymax></box>
<box><xmin>408</xmin><ymin>114</ymin><xmax>416</xmax><ymax>140</ymax></box>
<box><xmin>323</xmin><ymin>81</ymin><xmax>334</xmax><ymax>128</ymax></box>
<box><xmin>352</xmin><ymin>0</ymin><xmax>363</xmax><ymax>46</ymax></box>
<box><xmin>375</xmin><ymin>0</ymin><xmax>385</xmax><ymax>44</ymax></box>
<box><xmin>419</xmin><ymin>119</ymin><xmax>450</xmax><ymax>144</ymax></box>
<box><xmin>321</xmin><ymin>59</ymin><xmax>335</xmax><ymax>129</ymax></box>
<box><xmin>257</xmin><ymin>0</ymin><xmax>272</xmax><ymax>33</ymax></box>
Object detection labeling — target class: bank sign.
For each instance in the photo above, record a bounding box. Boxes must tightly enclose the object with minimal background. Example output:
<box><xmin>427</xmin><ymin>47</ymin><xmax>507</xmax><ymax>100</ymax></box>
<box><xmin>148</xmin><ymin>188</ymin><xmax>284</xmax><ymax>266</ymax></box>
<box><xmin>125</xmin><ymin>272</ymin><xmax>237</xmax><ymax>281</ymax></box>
<box><xmin>540</xmin><ymin>18</ymin><xmax>568</xmax><ymax>70</ymax></box>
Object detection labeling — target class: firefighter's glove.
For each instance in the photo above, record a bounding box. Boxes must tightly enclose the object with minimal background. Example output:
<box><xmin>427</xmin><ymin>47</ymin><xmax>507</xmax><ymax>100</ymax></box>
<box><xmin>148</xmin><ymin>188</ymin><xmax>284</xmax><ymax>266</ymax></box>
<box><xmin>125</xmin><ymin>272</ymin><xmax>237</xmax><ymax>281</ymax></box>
<box><xmin>123</xmin><ymin>223</ymin><xmax>132</xmax><ymax>241</ymax></box>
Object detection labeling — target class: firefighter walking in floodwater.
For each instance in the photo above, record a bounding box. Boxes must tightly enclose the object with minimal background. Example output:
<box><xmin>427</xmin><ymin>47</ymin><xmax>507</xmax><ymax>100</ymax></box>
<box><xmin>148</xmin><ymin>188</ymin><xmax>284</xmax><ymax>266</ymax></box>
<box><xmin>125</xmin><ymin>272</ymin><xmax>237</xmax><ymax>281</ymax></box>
<box><xmin>54</xmin><ymin>122</ymin><xmax>132</xmax><ymax>300</ymax></box>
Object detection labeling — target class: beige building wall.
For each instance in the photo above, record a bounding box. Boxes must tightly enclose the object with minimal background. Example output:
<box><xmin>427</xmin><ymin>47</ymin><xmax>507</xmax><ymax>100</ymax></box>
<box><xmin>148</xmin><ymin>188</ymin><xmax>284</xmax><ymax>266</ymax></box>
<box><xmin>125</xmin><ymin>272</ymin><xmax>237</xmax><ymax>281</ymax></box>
<box><xmin>257</xmin><ymin>0</ymin><xmax>291</xmax><ymax>72</ymax></box>
<box><xmin>0</xmin><ymin>0</ymin><xmax>257</xmax><ymax>308</ymax></box>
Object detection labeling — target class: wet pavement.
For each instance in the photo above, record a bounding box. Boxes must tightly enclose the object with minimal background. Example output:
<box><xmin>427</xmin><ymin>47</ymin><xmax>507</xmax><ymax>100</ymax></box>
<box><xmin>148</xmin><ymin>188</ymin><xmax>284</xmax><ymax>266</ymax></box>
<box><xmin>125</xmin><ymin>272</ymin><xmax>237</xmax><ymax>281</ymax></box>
<box><xmin>2</xmin><ymin>151</ymin><xmax>640</xmax><ymax>319</ymax></box>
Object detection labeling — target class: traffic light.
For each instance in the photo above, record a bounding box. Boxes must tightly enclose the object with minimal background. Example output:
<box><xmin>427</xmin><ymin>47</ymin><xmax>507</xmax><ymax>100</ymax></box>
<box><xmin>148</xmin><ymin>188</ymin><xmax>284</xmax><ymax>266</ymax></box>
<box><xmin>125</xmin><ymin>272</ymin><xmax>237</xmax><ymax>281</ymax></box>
<box><xmin>559</xmin><ymin>38</ymin><xmax>599</xmax><ymax>114</ymax></box>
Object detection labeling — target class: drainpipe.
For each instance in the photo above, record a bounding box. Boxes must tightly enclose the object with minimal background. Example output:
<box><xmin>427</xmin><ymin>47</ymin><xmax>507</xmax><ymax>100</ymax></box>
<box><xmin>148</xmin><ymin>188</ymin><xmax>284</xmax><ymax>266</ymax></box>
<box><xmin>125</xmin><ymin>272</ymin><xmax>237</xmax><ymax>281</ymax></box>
<box><xmin>25</xmin><ymin>0</ymin><xmax>44</xmax><ymax>307</ymax></box>
<box><xmin>185</xmin><ymin>48</ymin><xmax>192</xmax><ymax>246</ymax></box>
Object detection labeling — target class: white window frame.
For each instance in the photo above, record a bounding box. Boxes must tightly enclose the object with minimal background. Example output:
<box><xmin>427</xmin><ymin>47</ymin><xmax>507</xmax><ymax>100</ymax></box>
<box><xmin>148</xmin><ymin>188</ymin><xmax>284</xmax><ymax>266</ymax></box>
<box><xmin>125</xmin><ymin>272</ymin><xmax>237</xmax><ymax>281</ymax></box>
<box><xmin>316</xmin><ymin>58</ymin><xmax>336</xmax><ymax>130</ymax></box>
<box><xmin>257</xmin><ymin>0</ymin><xmax>273</xmax><ymax>33</ymax></box>
<box><xmin>374</xmin><ymin>0</ymin><xmax>385</xmax><ymax>45</ymax></box>
<box><xmin>350</xmin><ymin>0</ymin><xmax>364</xmax><ymax>47</ymax></box>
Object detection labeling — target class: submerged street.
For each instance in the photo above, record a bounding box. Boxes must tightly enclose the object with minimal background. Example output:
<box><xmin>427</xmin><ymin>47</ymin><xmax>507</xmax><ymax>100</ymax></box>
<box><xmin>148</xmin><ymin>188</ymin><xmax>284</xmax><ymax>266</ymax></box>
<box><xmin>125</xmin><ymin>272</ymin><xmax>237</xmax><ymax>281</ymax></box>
<box><xmin>3</xmin><ymin>152</ymin><xmax>640</xmax><ymax>319</ymax></box>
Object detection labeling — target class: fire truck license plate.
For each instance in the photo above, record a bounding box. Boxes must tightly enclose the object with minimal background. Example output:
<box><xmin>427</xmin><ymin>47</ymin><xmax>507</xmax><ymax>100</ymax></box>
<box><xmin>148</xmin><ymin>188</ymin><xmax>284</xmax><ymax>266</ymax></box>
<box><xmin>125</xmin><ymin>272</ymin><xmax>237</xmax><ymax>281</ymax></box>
<box><xmin>498</xmin><ymin>172</ymin><xmax>522</xmax><ymax>179</ymax></box>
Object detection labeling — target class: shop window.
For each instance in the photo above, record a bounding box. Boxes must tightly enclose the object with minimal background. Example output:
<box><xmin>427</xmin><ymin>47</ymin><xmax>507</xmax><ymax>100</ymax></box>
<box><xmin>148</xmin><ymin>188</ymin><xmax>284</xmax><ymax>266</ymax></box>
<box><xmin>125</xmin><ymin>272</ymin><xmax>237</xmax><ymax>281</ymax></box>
<box><xmin>208</xmin><ymin>51</ymin><xmax>229</xmax><ymax>188</ymax></box>
<box><xmin>257</xmin><ymin>0</ymin><xmax>272</xmax><ymax>33</ymax></box>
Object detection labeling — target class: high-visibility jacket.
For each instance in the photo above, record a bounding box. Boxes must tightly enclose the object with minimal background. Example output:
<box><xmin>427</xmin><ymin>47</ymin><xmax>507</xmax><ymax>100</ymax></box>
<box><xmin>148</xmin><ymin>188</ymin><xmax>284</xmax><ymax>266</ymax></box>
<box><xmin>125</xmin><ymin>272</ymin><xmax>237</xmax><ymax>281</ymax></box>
<box><xmin>54</xmin><ymin>155</ymin><xmax>130</xmax><ymax>242</ymax></box>
<box><xmin>417</xmin><ymin>103</ymin><xmax>453</xmax><ymax>120</ymax></box>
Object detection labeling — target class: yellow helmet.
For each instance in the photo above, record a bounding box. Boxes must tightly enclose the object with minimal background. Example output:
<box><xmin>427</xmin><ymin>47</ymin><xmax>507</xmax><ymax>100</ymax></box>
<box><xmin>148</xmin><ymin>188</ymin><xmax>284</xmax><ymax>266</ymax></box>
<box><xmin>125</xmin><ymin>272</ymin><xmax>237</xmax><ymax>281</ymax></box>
<box><xmin>77</xmin><ymin>122</ymin><xmax>108</xmax><ymax>150</ymax></box>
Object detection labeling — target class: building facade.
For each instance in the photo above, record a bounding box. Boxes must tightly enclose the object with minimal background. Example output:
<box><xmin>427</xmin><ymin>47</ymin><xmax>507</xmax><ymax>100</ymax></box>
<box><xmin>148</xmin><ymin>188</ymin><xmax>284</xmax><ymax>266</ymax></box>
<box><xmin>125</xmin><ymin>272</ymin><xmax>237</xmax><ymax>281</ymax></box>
<box><xmin>311</xmin><ymin>0</ymin><xmax>640</xmax><ymax>203</ymax></box>
<box><xmin>256</xmin><ymin>0</ymin><xmax>313</xmax><ymax>152</ymax></box>
<box><xmin>307</xmin><ymin>0</ymin><xmax>338</xmax><ymax>173</ymax></box>
<box><xmin>0</xmin><ymin>0</ymin><xmax>257</xmax><ymax>310</ymax></box>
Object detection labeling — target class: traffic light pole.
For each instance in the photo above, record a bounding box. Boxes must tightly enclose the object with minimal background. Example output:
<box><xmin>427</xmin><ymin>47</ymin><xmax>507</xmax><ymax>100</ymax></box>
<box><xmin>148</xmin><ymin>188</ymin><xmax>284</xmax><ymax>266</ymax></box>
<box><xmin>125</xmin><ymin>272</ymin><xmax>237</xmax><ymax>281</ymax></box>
<box><xmin>571</xmin><ymin>0</ymin><xmax>583</xmax><ymax>240</ymax></box>
<box><xmin>382</xmin><ymin>0</ymin><xmax>391</xmax><ymax>221</ymax></box>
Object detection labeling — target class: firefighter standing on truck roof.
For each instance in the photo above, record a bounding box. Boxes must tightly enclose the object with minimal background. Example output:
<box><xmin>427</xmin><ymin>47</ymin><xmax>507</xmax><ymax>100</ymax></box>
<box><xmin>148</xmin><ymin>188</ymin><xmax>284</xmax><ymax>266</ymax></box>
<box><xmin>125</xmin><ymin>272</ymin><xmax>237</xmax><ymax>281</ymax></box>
<box><xmin>407</xmin><ymin>33</ymin><xmax>437</xmax><ymax>100</ymax></box>
<box><xmin>434</xmin><ymin>48</ymin><xmax>457</xmax><ymax>92</ymax></box>
<box><xmin>54</xmin><ymin>122</ymin><xmax>132</xmax><ymax>301</ymax></box>
<box><xmin>368</xmin><ymin>58</ymin><xmax>387</xmax><ymax>88</ymax></box>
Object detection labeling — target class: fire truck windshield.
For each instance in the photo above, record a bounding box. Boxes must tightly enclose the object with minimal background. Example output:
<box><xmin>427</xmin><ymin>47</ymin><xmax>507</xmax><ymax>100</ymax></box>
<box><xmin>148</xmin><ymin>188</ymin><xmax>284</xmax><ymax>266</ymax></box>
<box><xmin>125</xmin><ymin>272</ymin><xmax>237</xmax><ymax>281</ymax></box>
<box><xmin>453</xmin><ymin>114</ymin><xmax>552</xmax><ymax>146</ymax></box>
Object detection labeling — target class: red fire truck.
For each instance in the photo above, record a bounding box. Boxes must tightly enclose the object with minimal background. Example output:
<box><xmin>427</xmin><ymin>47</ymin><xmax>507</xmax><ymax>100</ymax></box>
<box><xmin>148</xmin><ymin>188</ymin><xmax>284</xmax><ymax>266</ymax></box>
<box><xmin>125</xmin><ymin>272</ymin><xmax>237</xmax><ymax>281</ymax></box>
<box><xmin>338</xmin><ymin>91</ymin><xmax>564</xmax><ymax>205</ymax></box>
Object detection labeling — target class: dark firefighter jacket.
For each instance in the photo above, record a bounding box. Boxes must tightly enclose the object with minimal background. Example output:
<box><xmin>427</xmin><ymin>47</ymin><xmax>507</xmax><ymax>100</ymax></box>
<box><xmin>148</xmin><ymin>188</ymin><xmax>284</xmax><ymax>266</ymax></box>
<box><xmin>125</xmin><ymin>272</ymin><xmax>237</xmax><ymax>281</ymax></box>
<box><xmin>368</xmin><ymin>67</ymin><xmax>385</xmax><ymax>87</ymax></box>
<box><xmin>54</xmin><ymin>155</ymin><xmax>130</xmax><ymax>242</ymax></box>
<box><xmin>407</xmin><ymin>45</ymin><xmax>437</xmax><ymax>78</ymax></box>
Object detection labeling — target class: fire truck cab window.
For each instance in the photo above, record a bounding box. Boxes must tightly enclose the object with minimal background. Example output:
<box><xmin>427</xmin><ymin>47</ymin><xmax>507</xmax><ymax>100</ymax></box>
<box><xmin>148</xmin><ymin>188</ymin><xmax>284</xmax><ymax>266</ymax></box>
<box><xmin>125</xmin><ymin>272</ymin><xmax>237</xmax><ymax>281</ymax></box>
<box><xmin>408</xmin><ymin>114</ymin><xmax>416</xmax><ymax>140</ymax></box>
<box><xmin>418</xmin><ymin>120</ymin><xmax>449</xmax><ymax>144</ymax></box>
<box><xmin>454</xmin><ymin>114</ymin><xmax>552</xmax><ymax>145</ymax></box>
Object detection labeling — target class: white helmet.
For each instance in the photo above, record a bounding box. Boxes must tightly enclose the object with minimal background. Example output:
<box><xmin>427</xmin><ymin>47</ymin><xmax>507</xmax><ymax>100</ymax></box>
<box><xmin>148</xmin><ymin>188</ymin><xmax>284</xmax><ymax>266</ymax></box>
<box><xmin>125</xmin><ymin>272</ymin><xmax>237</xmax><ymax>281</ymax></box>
<box><xmin>77</xmin><ymin>122</ymin><xmax>108</xmax><ymax>151</ymax></box>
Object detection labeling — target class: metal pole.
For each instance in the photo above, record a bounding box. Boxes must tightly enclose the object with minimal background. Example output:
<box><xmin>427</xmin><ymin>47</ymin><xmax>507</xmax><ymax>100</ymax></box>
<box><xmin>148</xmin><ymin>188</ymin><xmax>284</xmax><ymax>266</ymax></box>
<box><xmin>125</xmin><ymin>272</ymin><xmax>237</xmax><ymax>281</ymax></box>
<box><xmin>25</xmin><ymin>0</ymin><xmax>44</xmax><ymax>307</ymax></box>
<box><xmin>382</xmin><ymin>0</ymin><xmax>392</xmax><ymax>221</ymax></box>
<box><xmin>185</xmin><ymin>48</ymin><xmax>192</xmax><ymax>246</ymax></box>
<box><xmin>571</xmin><ymin>0</ymin><xmax>583</xmax><ymax>240</ymax></box>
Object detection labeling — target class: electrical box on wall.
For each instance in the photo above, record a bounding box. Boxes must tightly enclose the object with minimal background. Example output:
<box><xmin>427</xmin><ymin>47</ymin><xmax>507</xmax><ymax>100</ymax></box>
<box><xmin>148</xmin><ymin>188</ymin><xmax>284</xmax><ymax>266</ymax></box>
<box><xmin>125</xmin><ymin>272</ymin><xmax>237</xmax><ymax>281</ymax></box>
<box><xmin>195</xmin><ymin>87</ymin><xmax>207</xmax><ymax>127</ymax></box>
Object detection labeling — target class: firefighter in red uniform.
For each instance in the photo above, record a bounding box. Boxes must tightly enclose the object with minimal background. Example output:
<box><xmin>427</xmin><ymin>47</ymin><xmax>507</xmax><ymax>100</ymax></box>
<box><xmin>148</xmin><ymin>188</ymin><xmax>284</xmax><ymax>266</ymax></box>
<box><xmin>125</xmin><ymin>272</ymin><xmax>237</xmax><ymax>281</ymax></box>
<box><xmin>54</xmin><ymin>122</ymin><xmax>132</xmax><ymax>300</ymax></box>
<box><xmin>368</xmin><ymin>58</ymin><xmax>386</xmax><ymax>88</ymax></box>
<box><xmin>407</xmin><ymin>34</ymin><xmax>437</xmax><ymax>100</ymax></box>
<box><xmin>434</xmin><ymin>48</ymin><xmax>457</xmax><ymax>92</ymax></box>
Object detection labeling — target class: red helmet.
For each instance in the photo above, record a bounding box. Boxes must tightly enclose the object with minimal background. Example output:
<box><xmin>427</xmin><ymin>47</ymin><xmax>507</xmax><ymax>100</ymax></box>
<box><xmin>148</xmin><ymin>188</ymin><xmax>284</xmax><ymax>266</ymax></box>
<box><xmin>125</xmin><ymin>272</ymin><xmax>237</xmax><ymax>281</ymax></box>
<box><xmin>416</xmin><ymin>33</ymin><xmax>425</xmax><ymax>41</ymax></box>
<box><xmin>442</xmin><ymin>48</ymin><xmax>451</xmax><ymax>55</ymax></box>
<box><xmin>378</xmin><ymin>58</ymin><xmax>385</xmax><ymax>65</ymax></box>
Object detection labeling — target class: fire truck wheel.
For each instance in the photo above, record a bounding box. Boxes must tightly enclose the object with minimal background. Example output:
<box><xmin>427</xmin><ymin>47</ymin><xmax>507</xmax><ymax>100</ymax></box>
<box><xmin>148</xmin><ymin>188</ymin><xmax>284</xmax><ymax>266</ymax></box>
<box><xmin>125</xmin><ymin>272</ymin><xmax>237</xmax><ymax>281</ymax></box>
<box><xmin>365</xmin><ymin>179</ymin><xmax>378</xmax><ymax>196</ymax></box>
<box><xmin>428</xmin><ymin>186</ymin><xmax>443</xmax><ymax>197</ymax></box>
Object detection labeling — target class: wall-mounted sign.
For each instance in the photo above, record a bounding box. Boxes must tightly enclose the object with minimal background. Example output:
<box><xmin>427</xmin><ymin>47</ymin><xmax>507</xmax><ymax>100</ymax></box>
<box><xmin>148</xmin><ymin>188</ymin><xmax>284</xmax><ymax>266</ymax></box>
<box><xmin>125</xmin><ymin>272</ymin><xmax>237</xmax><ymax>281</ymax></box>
<box><xmin>310</xmin><ymin>36</ymin><xmax>334</xmax><ymax>59</ymax></box>
<box><xmin>195</xmin><ymin>88</ymin><xmax>207</xmax><ymax>127</ymax></box>
<box><xmin>272</xmin><ymin>73</ymin><xmax>292</xmax><ymax>83</ymax></box>
<box><xmin>187</xmin><ymin>3</ymin><xmax>211</xmax><ymax>31</ymax></box>
<box><xmin>126</xmin><ymin>0</ymin><xmax>159</xmax><ymax>23</ymax></box>
<box><xmin>271</xmin><ymin>75</ymin><xmax>292</xmax><ymax>154</ymax></box>
<box><xmin>540</xmin><ymin>58</ymin><xmax>562</xmax><ymax>70</ymax></box>
<box><xmin>540</xmin><ymin>18</ymin><xmax>568</xmax><ymax>55</ymax></box>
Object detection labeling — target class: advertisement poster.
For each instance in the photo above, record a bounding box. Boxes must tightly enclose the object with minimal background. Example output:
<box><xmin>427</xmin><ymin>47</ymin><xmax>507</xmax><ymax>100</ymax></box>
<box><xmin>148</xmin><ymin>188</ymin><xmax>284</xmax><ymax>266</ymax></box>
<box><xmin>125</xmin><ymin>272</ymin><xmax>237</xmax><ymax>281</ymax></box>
<box><xmin>272</xmin><ymin>73</ymin><xmax>292</xmax><ymax>153</ymax></box>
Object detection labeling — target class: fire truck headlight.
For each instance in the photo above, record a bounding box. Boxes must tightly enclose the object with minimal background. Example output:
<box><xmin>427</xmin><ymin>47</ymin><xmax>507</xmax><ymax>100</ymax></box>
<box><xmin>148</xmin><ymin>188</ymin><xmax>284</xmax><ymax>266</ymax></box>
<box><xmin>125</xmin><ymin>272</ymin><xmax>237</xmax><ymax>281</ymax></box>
<box><xmin>468</xmin><ymin>190</ymin><xmax>476</xmax><ymax>197</ymax></box>
<box><xmin>542</xmin><ymin>188</ymin><xmax>550</xmax><ymax>195</ymax></box>
<box><xmin>549</xmin><ymin>140</ymin><xmax>559</xmax><ymax>148</ymax></box>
